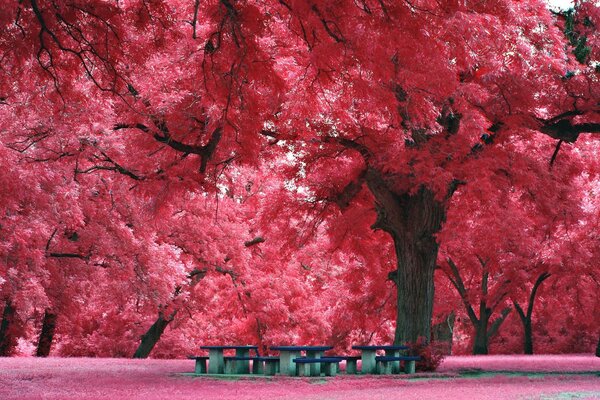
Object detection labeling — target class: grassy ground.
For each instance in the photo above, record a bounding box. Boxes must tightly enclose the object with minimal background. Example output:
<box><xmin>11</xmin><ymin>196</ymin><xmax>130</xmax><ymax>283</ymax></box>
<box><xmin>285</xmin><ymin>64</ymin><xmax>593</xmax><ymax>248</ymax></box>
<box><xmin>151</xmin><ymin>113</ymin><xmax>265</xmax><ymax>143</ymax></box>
<box><xmin>0</xmin><ymin>355</ymin><xmax>599</xmax><ymax>399</ymax></box>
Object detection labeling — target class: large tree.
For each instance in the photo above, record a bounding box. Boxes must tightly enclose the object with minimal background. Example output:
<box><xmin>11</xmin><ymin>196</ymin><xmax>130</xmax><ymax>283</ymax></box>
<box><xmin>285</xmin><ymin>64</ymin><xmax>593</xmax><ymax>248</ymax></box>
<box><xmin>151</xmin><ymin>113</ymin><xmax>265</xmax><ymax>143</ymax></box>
<box><xmin>2</xmin><ymin>0</ymin><xmax>600</xmax><ymax>348</ymax></box>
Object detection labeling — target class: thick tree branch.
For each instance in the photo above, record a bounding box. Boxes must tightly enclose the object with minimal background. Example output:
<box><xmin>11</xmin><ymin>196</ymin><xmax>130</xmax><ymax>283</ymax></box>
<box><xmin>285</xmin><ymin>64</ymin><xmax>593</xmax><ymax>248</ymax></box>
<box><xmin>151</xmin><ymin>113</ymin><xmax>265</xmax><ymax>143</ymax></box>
<box><xmin>48</xmin><ymin>252</ymin><xmax>89</xmax><ymax>260</ymax></box>
<box><xmin>446</xmin><ymin>257</ymin><xmax>479</xmax><ymax>325</ymax></box>
<box><xmin>115</xmin><ymin>123</ymin><xmax>222</xmax><ymax>172</ymax></box>
<box><xmin>487</xmin><ymin>306</ymin><xmax>512</xmax><ymax>339</ymax></box>
<box><xmin>526</xmin><ymin>272</ymin><xmax>551</xmax><ymax>319</ymax></box>
<box><xmin>244</xmin><ymin>237</ymin><xmax>265</xmax><ymax>247</ymax></box>
<box><xmin>76</xmin><ymin>150</ymin><xmax>144</xmax><ymax>180</ymax></box>
<box><xmin>540</xmin><ymin>120</ymin><xmax>600</xmax><ymax>143</ymax></box>
<box><xmin>324</xmin><ymin>136</ymin><xmax>373</xmax><ymax>163</ymax></box>
<box><xmin>445</xmin><ymin>179</ymin><xmax>466</xmax><ymax>200</ymax></box>
<box><xmin>329</xmin><ymin>170</ymin><xmax>367</xmax><ymax>209</ymax></box>
<box><xmin>513</xmin><ymin>300</ymin><xmax>526</xmax><ymax>322</ymax></box>
<box><xmin>191</xmin><ymin>0</ymin><xmax>201</xmax><ymax>39</ymax></box>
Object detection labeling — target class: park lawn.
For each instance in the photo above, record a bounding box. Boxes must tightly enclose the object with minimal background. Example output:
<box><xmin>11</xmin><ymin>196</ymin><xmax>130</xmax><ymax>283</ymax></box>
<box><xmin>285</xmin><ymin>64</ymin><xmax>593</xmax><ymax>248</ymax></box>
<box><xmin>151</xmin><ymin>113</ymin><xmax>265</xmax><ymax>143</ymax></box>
<box><xmin>0</xmin><ymin>355</ymin><xmax>599</xmax><ymax>400</ymax></box>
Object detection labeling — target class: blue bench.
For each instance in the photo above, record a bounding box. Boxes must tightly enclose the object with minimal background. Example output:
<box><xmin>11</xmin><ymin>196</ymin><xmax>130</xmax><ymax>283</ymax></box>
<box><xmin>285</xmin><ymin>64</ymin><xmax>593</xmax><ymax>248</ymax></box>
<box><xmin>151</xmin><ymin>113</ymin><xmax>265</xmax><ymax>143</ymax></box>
<box><xmin>293</xmin><ymin>357</ymin><xmax>343</xmax><ymax>376</ymax></box>
<box><xmin>327</xmin><ymin>355</ymin><xmax>361</xmax><ymax>374</ymax></box>
<box><xmin>188</xmin><ymin>356</ymin><xmax>209</xmax><ymax>374</ymax></box>
<box><xmin>224</xmin><ymin>356</ymin><xmax>279</xmax><ymax>375</ymax></box>
<box><xmin>375</xmin><ymin>355</ymin><xmax>421</xmax><ymax>374</ymax></box>
<box><xmin>352</xmin><ymin>345</ymin><xmax>409</xmax><ymax>374</ymax></box>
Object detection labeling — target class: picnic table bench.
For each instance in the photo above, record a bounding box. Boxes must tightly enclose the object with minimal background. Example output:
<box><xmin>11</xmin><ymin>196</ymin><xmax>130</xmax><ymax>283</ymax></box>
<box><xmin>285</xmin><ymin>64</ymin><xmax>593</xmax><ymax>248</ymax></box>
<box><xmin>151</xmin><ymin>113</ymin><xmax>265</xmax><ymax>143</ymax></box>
<box><xmin>293</xmin><ymin>357</ymin><xmax>343</xmax><ymax>376</ymax></box>
<box><xmin>191</xmin><ymin>343</ymin><xmax>418</xmax><ymax>376</ymax></box>
<box><xmin>327</xmin><ymin>355</ymin><xmax>361</xmax><ymax>374</ymax></box>
<box><xmin>270</xmin><ymin>346</ymin><xmax>333</xmax><ymax>376</ymax></box>
<box><xmin>223</xmin><ymin>356</ymin><xmax>280</xmax><ymax>375</ymax></box>
<box><xmin>352</xmin><ymin>345</ymin><xmax>410</xmax><ymax>374</ymax></box>
<box><xmin>199</xmin><ymin>345</ymin><xmax>259</xmax><ymax>374</ymax></box>
<box><xmin>375</xmin><ymin>355</ymin><xmax>421</xmax><ymax>374</ymax></box>
<box><xmin>188</xmin><ymin>355</ymin><xmax>209</xmax><ymax>374</ymax></box>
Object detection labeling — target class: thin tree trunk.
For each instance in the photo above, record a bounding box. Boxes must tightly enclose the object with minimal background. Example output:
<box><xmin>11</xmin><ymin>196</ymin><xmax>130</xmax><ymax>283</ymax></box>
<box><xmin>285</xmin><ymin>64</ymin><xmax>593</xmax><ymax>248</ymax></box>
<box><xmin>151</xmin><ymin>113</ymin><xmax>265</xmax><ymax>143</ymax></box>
<box><xmin>133</xmin><ymin>311</ymin><xmax>174</xmax><ymax>359</ymax></box>
<box><xmin>523</xmin><ymin>321</ymin><xmax>533</xmax><ymax>354</ymax></box>
<box><xmin>366</xmin><ymin>170</ymin><xmax>445</xmax><ymax>344</ymax></box>
<box><xmin>0</xmin><ymin>300</ymin><xmax>17</xmax><ymax>356</ymax></box>
<box><xmin>513</xmin><ymin>272</ymin><xmax>550</xmax><ymax>355</ymax></box>
<box><xmin>431</xmin><ymin>312</ymin><xmax>455</xmax><ymax>355</ymax></box>
<box><xmin>36</xmin><ymin>310</ymin><xmax>57</xmax><ymax>357</ymax></box>
<box><xmin>444</xmin><ymin>258</ymin><xmax>511</xmax><ymax>355</ymax></box>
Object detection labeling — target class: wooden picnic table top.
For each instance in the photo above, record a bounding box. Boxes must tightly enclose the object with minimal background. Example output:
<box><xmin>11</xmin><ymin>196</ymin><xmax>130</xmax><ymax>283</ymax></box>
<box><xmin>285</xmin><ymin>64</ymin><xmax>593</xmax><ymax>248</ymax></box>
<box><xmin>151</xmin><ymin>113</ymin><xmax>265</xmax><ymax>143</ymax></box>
<box><xmin>199</xmin><ymin>345</ymin><xmax>258</xmax><ymax>350</ymax></box>
<box><xmin>351</xmin><ymin>345</ymin><xmax>409</xmax><ymax>351</ymax></box>
<box><xmin>270</xmin><ymin>345</ymin><xmax>333</xmax><ymax>352</ymax></box>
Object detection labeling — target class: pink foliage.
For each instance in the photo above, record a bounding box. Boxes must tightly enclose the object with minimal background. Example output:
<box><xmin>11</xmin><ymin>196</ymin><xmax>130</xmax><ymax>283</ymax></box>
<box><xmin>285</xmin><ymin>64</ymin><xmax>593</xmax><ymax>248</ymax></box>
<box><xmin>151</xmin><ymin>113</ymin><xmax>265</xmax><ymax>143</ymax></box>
<box><xmin>1</xmin><ymin>0</ymin><xmax>600</xmax><ymax>359</ymax></box>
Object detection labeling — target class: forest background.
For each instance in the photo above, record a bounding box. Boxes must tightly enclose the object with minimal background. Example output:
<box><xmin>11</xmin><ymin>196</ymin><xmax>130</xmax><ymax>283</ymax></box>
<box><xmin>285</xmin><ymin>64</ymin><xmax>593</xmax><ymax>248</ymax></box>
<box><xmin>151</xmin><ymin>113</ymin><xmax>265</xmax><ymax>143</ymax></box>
<box><xmin>0</xmin><ymin>0</ymin><xmax>599</xmax><ymax>361</ymax></box>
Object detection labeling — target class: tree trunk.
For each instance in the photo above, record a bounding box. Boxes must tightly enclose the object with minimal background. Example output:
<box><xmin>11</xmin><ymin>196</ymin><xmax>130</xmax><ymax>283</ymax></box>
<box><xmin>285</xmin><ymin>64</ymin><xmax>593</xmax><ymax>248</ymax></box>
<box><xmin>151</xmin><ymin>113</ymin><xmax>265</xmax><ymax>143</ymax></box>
<box><xmin>514</xmin><ymin>272</ymin><xmax>550</xmax><ymax>355</ymax></box>
<box><xmin>132</xmin><ymin>268</ymin><xmax>207</xmax><ymax>358</ymax></box>
<box><xmin>0</xmin><ymin>300</ymin><xmax>18</xmax><ymax>356</ymax></box>
<box><xmin>366</xmin><ymin>169</ymin><xmax>446</xmax><ymax>344</ymax></box>
<box><xmin>36</xmin><ymin>310</ymin><xmax>57</xmax><ymax>357</ymax></box>
<box><xmin>393</xmin><ymin>238</ymin><xmax>437</xmax><ymax>345</ymax></box>
<box><xmin>472</xmin><ymin>311</ymin><xmax>489</xmax><ymax>355</ymax></box>
<box><xmin>431</xmin><ymin>312</ymin><xmax>455</xmax><ymax>355</ymax></box>
<box><xmin>523</xmin><ymin>320</ymin><xmax>533</xmax><ymax>355</ymax></box>
<box><xmin>595</xmin><ymin>334</ymin><xmax>600</xmax><ymax>357</ymax></box>
<box><xmin>132</xmin><ymin>311</ymin><xmax>174</xmax><ymax>359</ymax></box>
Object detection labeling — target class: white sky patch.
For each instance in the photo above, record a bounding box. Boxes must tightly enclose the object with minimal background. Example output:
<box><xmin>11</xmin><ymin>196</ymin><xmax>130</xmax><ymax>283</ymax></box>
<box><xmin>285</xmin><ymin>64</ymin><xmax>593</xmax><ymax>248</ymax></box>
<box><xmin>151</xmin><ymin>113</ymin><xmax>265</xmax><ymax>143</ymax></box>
<box><xmin>547</xmin><ymin>0</ymin><xmax>574</xmax><ymax>10</ymax></box>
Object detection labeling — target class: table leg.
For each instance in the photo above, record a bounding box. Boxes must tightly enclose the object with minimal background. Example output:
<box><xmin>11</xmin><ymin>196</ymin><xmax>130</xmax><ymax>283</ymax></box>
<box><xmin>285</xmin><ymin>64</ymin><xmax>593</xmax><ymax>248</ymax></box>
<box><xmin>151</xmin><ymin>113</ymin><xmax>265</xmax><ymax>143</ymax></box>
<box><xmin>194</xmin><ymin>358</ymin><xmax>207</xmax><ymax>374</ymax></box>
<box><xmin>361</xmin><ymin>350</ymin><xmax>376</xmax><ymax>374</ymax></box>
<box><xmin>235</xmin><ymin>349</ymin><xmax>250</xmax><ymax>374</ymax></box>
<box><xmin>306</xmin><ymin>351</ymin><xmax>321</xmax><ymax>376</ymax></box>
<box><xmin>346</xmin><ymin>359</ymin><xmax>357</xmax><ymax>374</ymax></box>
<box><xmin>385</xmin><ymin>349</ymin><xmax>400</xmax><ymax>373</ymax></box>
<box><xmin>279</xmin><ymin>351</ymin><xmax>300</xmax><ymax>376</ymax></box>
<box><xmin>208</xmin><ymin>349</ymin><xmax>224</xmax><ymax>374</ymax></box>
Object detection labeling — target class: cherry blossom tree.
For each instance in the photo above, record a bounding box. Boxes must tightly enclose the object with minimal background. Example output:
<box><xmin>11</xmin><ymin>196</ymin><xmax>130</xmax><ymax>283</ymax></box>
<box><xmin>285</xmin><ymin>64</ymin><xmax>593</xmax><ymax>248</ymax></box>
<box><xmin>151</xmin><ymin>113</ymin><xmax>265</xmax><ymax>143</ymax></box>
<box><xmin>1</xmin><ymin>0</ymin><xmax>600</xmax><ymax>354</ymax></box>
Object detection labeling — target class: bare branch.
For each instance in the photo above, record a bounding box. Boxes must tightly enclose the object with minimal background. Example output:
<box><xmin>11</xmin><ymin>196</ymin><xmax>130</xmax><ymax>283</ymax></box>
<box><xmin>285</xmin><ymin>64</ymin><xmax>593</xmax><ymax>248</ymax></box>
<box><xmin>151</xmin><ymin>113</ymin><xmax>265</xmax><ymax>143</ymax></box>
<box><xmin>549</xmin><ymin>140</ymin><xmax>563</xmax><ymax>168</ymax></box>
<box><xmin>244</xmin><ymin>237</ymin><xmax>265</xmax><ymax>247</ymax></box>
<box><xmin>48</xmin><ymin>252</ymin><xmax>89</xmax><ymax>260</ymax></box>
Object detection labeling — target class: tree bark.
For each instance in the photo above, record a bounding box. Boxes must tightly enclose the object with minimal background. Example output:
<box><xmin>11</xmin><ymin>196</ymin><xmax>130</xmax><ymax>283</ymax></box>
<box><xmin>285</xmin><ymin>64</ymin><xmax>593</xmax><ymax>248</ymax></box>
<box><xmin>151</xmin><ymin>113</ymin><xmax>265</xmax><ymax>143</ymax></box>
<box><xmin>366</xmin><ymin>169</ymin><xmax>446</xmax><ymax>344</ymax></box>
<box><xmin>132</xmin><ymin>311</ymin><xmax>174</xmax><ymax>359</ymax></box>
<box><xmin>0</xmin><ymin>299</ymin><xmax>18</xmax><ymax>356</ymax></box>
<box><xmin>36</xmin><ymin>310</ymin><xmax>57</xmax><ymax>357</ymax></box>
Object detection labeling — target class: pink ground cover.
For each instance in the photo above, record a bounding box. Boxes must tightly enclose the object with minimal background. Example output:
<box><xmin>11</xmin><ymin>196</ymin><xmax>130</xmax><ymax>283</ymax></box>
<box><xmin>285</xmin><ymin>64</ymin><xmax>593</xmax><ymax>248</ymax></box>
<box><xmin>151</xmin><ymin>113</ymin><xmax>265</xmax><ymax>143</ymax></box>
<box><xmin>437</xmin><ymin>354</ymin><xmax>600</xmax><ymax>373</ymax></box>
<box><xmin>0</xmin><ymin>356</ymin><xmax>599</xmax><ymax>400</ymax></box>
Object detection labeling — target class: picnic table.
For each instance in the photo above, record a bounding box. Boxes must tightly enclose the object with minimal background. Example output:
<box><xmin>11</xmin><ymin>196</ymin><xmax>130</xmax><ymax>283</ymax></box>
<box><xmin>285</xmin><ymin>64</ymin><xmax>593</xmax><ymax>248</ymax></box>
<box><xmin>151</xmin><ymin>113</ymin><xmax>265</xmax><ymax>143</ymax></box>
<box><xmin>351</xmin><ymin>345</ymin><xmax>409</xmax><ymax>374</ymax></box>
<box><xmin>270</xmin><ymin>345</ymin><xmax>333</xmax><ymax>376</ymax></box>
<box><xmin>199</xmin><ymin>345</ymin><xmax>259</xmax><ymax>374</ymax></box>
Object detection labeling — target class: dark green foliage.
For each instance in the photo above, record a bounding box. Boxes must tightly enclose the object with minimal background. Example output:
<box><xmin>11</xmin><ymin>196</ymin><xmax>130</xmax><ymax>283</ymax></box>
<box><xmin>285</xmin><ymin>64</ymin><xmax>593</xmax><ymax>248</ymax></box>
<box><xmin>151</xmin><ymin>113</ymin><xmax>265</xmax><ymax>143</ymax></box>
<box><xmin>562</xmin><ymin>8</ymin><xmax>592</xmax><ymax>64</ymax></box>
